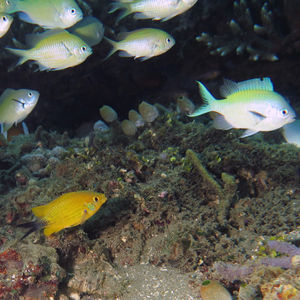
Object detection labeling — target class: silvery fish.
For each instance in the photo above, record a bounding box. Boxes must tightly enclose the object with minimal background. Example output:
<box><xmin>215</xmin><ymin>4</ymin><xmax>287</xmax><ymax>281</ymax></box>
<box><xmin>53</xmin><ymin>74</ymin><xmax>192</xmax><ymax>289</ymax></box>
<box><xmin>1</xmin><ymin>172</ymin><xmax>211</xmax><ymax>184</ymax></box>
<box><xmin>189</xmin><ymin>78</ymin><xmax>296</xmax><ymax>138</ymax></box>
<box><xmin>69</xmin><ymin>16</ymin><xmax>104</xmax><ymax>47</ymax></box>
<box><xmin>6</xmin><ymin>29</ymin><xmax>92</xmax><ymax>71</ymax></box>
<box><xmin>14</xmin><ymin>0</ymin><xmax>83</xmax><ymax>28</ymax></box>
<box><xmin>104</xmin><ymin>28</ymin><xmax>175</xmax><ymax>61</ymax></box>
<box><xmin>109</xmin><ymin>0</ymin><xmax>198</xmax><ymax>23</ymax></box>
<box><xmin>0</xmin><ymin>13</ymin><xmax>12</xmax><ymax>37</ymax></box>
<box><xmin>0</xmin><ymin>88</ymin><xmax>39</xmax><ymax>139</ymax></box>
<box><xmin>0</xmin><ymin>0</ymin><xmax>16</xmax><ymax>13</ymax></box>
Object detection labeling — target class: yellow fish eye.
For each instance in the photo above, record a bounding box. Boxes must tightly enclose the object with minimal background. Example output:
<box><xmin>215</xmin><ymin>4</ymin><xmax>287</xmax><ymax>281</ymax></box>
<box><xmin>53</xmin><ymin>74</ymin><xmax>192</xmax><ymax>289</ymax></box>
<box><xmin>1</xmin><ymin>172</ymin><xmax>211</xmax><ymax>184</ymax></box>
<box><xmin>94</xmin><ymin>196</ymin><xmax>99</xmax><ymax>202</ymax></box>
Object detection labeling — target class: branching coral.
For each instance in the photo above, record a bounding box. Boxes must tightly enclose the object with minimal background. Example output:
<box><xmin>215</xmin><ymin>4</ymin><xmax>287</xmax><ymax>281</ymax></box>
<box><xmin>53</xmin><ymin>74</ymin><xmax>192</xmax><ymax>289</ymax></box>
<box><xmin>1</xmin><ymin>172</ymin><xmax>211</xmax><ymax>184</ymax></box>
<box><xmin>196</xmin><ymin>0</ymin><xmax>284</xmax><ymax>61</ymax></box>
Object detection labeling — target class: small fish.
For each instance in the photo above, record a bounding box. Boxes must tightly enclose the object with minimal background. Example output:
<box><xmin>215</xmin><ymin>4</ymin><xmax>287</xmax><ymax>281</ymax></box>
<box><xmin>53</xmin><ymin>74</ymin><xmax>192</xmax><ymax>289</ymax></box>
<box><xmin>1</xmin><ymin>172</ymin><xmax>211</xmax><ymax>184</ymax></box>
<box><xmin>19</xmin><ymin>191</ymin><xmax>107</xmax><ymax>238</ymax></box>
<box><xmin>0</xmin><ymin>0</ymin><xmax>16</xmax><ymax>13</ymax></box>
<box><xmin>0</xmin><ymin>88</ymin><xmax>39</xmax><ymax>139</ymax></box>
<box><xmin>69</xmin><ymin>16</ymin><xmax>104</xmax><ymax>47</ymax></box>
<box><xmin>6</xmin><ymin>29</ymin><xmax>92</xmax><ymax>71</ymax></box>
<box><xmin>109</xmin><ymin>0</ymin><xmax>198</xmax><ymax>23</ymax></box>
<box><xmin>0</xmin><ymin>13</ymin><xmax>12</xmax><ymax>37</ymax></box>
<box><xmin>189</xmin><ymin>78</ymin><xmax>296</xmax><ymax>138</ymax></box>
<box><xmin>104</xmin><ymin>28</ymin><xmax>175</xmax><ymax>61</ymax></box>
<box><xmin>14</xmin><ymin>0</ymin><xmax>83</xmax><ymax>28</ymax></box>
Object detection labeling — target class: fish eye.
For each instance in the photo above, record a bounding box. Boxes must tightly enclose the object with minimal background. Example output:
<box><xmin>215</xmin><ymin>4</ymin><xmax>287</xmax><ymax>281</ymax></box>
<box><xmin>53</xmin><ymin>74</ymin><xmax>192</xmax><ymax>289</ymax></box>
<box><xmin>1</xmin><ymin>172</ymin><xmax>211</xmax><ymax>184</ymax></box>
<box><xmin>28</xmin><ymin>92</ymin><xmax>33</xmax><ymax>97</ymax></box>
<box><xmin>166</xmin><ymin>38</ymin><xmax>171</xmax><ymax>43</ymax></box>
<box><xmin>81</xmin><ymin>46</ymin><xmax>87</xmax><ymax>52</ymax></box>
<box><xmin>6</xmin><ymin>0</ymin><xmax>10</xmax><ymax>5</ymax></box>
<box><xmin>2</xmin><ymin>16</ymin><xmax>7</xmax><ymax>22</ymax></box>
<box><xmin>94</xmin><ymin>196</ymin><xmax>99</xmax><ymax>202</ymax></box>
<box><xmin>281</xmin><ymin>109</ymin><xmax>289</xmax><ymax>117</ymax></box>
<box><xmin>70</xmin><ymin>8</ymin><xmax>76</xmax><ymax>14</ymax></box>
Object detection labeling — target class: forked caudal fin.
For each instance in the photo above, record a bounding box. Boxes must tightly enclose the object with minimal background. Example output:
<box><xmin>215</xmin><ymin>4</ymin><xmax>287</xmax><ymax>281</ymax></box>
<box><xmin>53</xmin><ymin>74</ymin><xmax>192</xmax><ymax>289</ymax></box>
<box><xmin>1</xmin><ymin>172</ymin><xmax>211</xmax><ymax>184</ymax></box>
<box><xmin>102</xmin><ymin>37</ymin><xmax>119</xmax><ymax>61</ymax></box>
<box><xmin>188</xmin><ymin>81</ymin><xmax>217</xmax><ymax>117</ymax></box>
<box><xmin>109</xmin><ymin>1</ymin><xmax>132</xmax><ymax>24</ymax></box>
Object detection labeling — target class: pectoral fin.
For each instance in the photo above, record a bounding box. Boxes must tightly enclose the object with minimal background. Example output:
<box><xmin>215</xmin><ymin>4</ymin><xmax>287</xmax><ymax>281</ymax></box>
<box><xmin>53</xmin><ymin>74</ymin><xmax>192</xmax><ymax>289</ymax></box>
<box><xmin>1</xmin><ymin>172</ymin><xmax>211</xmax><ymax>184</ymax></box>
<box><xmin>213</xmin><ymin>114</ymin><xmax>233</xmax><ymax>130</ymax></box>
<box><xmin>249</xmin><ymin>110</ymin><xmax>266</xmax><ymax>123</ymax></box>
<box><xmin>80</xmin><ymin>209</ymin><xmax>88</xmax><ymax>225</ymax></box>
<box><xmin>240</xmin><ymin>129</ymin><xmax>259</xmax><ymax>138</ymax></box>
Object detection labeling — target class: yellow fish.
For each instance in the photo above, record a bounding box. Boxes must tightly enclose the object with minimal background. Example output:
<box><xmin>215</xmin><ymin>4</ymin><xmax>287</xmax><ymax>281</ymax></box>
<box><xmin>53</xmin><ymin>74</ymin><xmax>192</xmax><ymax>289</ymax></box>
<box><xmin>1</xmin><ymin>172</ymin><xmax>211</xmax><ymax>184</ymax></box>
<box><xmin>109</xmin><ymin>0</ymin><xmax>198</xmax><ymax>23</ymax></box>
<box><xmin>20</xmin><ymin>191</ymin><xmax>107</xmax><ymax>238</ymax></box>
<box><xmin>0</xmin><ymin>88</ymin><xmax>39</xmax><ymax>139</ymax></box>
<box><xmin>104</xmin><ymin>28</ymin><xmax>175</xmax><ymax>61</ymax></box>
<box><xmin>69</xmin><ymin>16</ymin><xmax>104</xmax><ymax>47</ymax></box>
<box><xmin>189</xmin><ymin>78</ymin><xmax>296</xmax><ymax>138</ymax></box>
<box><xmin>6</xmin><ymin>29</ymin><xmax>92</xmax><ymax>71</ymax></box>
<box><xmin>0</xmin><ymin>13</ymin><xmax>13</xmax><ymax>37</ymax></box>
<box><xmin>14</xmin><ymin>0</ymin><xmax>83</xmax><ymax>28</ymax></box>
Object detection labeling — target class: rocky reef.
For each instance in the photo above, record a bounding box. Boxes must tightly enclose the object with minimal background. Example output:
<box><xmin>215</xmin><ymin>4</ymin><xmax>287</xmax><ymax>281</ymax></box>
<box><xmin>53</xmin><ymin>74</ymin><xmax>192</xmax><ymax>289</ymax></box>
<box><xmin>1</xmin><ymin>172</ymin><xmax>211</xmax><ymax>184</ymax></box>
<box><xmin>0</xmin><ymin>101</ymin><xmax>299</xmax><ymax>298</ymax></box>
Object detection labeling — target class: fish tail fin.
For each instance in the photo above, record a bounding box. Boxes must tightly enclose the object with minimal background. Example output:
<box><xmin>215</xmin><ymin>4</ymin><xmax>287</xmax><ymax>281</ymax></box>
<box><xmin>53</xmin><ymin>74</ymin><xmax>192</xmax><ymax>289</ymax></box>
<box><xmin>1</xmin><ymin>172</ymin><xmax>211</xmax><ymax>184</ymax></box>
<box><xmin>32</xmin><ymin>204</ymin><xmax>48</xmax><ymax>218</ymax></box>
<box><xmin>109</xmin><ymin>1</ymin><xmax>132</xmax><ymax>24</ymax></box>
<box><xmin>5</xmin><ymin>47</ymin><xmax>29</xmax><ymax>67</ymax></box>
<box><xmin>102</xmin><ymin>37</ymin><xmax>119</xmax><ymax>61</ymax></box>
<box><xmin>188</xmin><ymin>81</ymin><xmax>216</xmax><ymax>117</ymax></box>
<box><xmin>18</xmin><ymin>221</ymin><xmax>43</xmax><ymax>241</ymax></box>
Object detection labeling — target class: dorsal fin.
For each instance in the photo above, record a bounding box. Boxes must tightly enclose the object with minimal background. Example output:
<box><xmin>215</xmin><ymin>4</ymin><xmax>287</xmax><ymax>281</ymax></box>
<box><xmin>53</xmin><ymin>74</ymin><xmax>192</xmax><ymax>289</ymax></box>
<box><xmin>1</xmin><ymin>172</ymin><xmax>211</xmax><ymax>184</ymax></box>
<box><xmin>25</xmin><ymin>29</ymin><xmax>66</xmax><ymax>47</ymax></box>
<box><xmin>220</xmin><ymin>78</ymin><xmax>273</xmax><ymax>97</ymax></box>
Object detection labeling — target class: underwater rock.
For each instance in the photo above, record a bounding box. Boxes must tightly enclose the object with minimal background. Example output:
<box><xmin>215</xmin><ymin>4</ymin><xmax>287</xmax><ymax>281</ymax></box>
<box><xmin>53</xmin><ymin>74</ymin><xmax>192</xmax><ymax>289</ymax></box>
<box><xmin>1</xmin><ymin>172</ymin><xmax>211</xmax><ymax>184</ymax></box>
<box><xmin>21</xmin><ymin>153</ymin><xmax>47</xmax><ymax>172</ymax></box>
<box><xmin>50</xmin><ymin>146</ymin><xmax>68</xmax><ymax>159</ymax></box>
<box><xmin>200</xmin><ymin>280</ymin><xmax>232</xmax><ymax>300</ymax></box>
<box><xmin>128</xmin><ymin>109</ymin><xmax>145</xmax><ymax>128</ymax></box>
<box><xmin>121</xmin><ymin>119</ymin><xmax>137</xmax><ymax>136</ymax></box>
<box><xmin>99</xmin><ymin>105</ymin><xmax>118</xmax><ymax>123</ymax></box>
<box><xmin>93</xmin><ymin>120</ymin><xmax>110</xmax><ymax>133</ymax></box>
<box><xmin>138</xmin><ymin>101</ymin><xmax>159</xmax><ymax>123</ymax></box>
<box><xmin>0</xmin><ymin>243</ymin><xmax>65</xmax><ymax>298</ymax></box>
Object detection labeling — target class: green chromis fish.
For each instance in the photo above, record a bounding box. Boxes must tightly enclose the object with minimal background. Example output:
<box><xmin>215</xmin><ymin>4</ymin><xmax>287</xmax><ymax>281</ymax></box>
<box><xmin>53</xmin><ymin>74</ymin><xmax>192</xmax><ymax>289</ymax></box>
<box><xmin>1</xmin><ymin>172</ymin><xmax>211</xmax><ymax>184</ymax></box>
<box><xmin>68</xmin><ymin>16</ymin><xmax>104</xmax><ymax>47</ymax></box>
<box><xmin>109</xmin><ymin>0</ymin><xmax>198</xmax><ymax>23</ymax></box>
<box><xmin>0</xmin><ymin>0</ymin><xmax>16</xmax><ymax>13</ymax></box>
<box><xmin>0</xmin><ymin>13</ymin><xmax>13</xmax><ymax>37</ymax></box>
<box><xmin>189</xmin><ymin>78</ymin><xmax>296</xmax><ymax>138</ymax></box>
<box><xmin>6</xmin><ymin>29</ymin><xmax>92</xmax><ymax>71</ymax></box>
<box><xmin>14</xmin><ymin>0</ymin><xmax>83</xmax><ymax>28</ymax></box>
<box><xmin>104</xmin><ymin>28</ymin><xmax>175</xmax><ymax>61</ymax></box>
<box><xmin>0</xmin><ymin>88</ymin><xmax>39</xmax><ymax>138</ymax></box>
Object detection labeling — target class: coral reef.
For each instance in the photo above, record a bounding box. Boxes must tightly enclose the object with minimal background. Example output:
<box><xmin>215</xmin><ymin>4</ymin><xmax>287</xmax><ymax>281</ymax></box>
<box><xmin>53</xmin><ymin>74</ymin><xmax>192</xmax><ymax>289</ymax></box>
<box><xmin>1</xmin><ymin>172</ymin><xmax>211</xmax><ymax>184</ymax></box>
<box><xmin>196</xmin><ymin>0</ymin><xmax>284</xmax><ymax>61</ymax></box>
<box><xmin>0</xmin><ymin>103</ymin><xmax>298</xmax><ymax>297</ymax></box>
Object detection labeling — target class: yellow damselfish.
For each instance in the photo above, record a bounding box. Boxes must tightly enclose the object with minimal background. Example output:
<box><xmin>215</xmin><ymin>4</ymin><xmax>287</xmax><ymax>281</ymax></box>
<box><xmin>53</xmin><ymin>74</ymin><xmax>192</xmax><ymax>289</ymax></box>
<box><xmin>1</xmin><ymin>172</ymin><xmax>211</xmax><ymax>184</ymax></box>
<box><xmin>29</xmin><ymin>191</ymin><xmax>107</xmax><ymax>237</ymax></box>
